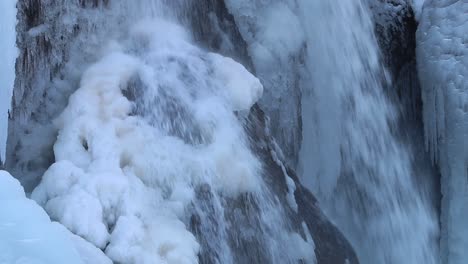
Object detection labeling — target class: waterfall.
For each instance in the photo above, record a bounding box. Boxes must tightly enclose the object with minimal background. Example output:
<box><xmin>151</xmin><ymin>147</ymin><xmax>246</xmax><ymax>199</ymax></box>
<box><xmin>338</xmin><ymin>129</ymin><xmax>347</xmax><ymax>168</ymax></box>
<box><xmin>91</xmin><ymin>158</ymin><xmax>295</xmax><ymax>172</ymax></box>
<box><xmin>26</xmin><ymin>1</ymin><xmax>316</xmax><ymax>263</ymax></box>
<box><xmin>5</xmin><ymin>0</ymin><xmax>448</xmax><ymax>263</ymax></box>
<box><xmin>298</xmin><ymin>0</ymin><xmax>439</xmax><ymax>263</ymax></box>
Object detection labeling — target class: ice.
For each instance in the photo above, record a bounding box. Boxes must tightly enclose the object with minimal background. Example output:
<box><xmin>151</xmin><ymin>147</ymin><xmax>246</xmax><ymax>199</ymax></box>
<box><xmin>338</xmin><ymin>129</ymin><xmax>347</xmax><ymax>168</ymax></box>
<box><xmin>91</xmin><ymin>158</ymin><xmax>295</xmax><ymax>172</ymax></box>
<box><xmin>31</xmin><ymin>19</ymin><xmax>265</xmax><ymax>264</ymax></box>
<box><xmin>0</xmin><ymin>0</ymin><xmax>17</xmax><ymax>164</ymax></box>
<box><xmin>68</xmin><ymin>233</ymin><xmax>112</xmax><ymax>264</ymax></box>
<box><xmin>0</xmin><ymin>170</ymin><xmax>84</xmax><ymax>264</ymax></box>
<box><xmin>417</xmin><ymin>1</ymin><xmax>468</xmax><ymax>263</ymax></box>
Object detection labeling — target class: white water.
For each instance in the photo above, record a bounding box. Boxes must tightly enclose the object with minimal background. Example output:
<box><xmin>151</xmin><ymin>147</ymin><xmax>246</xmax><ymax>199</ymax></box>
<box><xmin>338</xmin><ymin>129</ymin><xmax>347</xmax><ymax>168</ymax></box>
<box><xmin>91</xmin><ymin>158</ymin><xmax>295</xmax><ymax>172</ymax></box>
<box><xmin>0</xmin><ymin>0</ymin><xmax>17</xmax><ymax>163</ymax></box>
<box><xmin>298</xmin><ymin>1</ymin><xmax>439</xmax><ymax>263</ymax></box>
<box><xmin>30</xmin><ymin>1</ymin><xmax>315</xmax><ymax>263</ymax></box>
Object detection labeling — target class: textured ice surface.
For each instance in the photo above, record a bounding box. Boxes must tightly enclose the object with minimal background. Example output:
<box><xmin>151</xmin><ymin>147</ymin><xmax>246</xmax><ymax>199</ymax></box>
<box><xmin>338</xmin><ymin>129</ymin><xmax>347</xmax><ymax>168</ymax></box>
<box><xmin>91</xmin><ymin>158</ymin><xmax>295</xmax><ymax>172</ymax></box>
<box><xmin>0</xmin><ymin>0</ymin><xmax>17</xmax><ymax>163</ymax></box>
<box><xmin>0</xmin><ymin>170</ymin><xmax>84</xmax><ymax>264</ymax></box>
<box><xmin>417</xmin><ymin>1</ymin><xmax>468</xmax><ymax>263</ymax></box>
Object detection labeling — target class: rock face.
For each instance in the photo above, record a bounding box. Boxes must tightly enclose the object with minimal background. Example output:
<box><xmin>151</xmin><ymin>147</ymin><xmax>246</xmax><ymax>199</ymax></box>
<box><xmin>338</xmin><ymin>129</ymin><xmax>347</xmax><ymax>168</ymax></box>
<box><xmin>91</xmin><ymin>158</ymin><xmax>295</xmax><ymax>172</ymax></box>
<box><xmin>6</xmin><ymin>0</ymin><xmax>359</xmax><ymax>263</ymax></box>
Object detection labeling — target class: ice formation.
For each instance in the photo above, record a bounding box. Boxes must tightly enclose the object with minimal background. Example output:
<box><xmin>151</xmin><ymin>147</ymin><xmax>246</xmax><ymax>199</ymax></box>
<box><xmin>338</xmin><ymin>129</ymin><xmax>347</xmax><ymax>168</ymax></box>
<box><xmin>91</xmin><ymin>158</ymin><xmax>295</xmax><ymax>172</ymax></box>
<box><xmin>0</xmin><ymin>170</ymin><xmax>85</xmax><ymax>264</ymax></box>
<box><xmin>417</xmin><ymin>1</ymin><xmax>468</xmax><ymax>263</ymax></box>
<box><xmin>29</xmin><ymin>18</ymin><xmax>316</xmax><ymax>264</ymax></box>
<box><xmin>0</xmin><ymin>0</ymin><xmax>17</xmax><ymax>163</ymax></box>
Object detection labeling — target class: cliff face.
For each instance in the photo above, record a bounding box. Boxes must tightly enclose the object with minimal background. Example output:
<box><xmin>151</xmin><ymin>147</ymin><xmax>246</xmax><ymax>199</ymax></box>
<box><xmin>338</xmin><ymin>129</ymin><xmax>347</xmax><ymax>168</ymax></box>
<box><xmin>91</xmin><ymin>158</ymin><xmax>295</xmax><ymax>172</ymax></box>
<box><xmin>6</xmin><ymin>1</ymin><xmax>358</xmax><ymax>263</ymax></box>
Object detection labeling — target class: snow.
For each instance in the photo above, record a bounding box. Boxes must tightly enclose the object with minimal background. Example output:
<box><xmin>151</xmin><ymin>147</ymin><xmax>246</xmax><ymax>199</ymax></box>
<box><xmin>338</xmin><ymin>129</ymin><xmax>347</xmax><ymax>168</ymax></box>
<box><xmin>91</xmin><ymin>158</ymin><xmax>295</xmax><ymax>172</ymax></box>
<box><xmin>417</xmin><ymin>1</ymin><xmax>468</xmax><ymax>263</ymax></box>
<box><xmin>0</xmin><ymin>170</ymin><xmax>84</xmax><ymax>264</ymax></box>
<box><xmin>0</xmin><ymin>0</ymin><xmax>17</xmax><ymax>163</ymax></box>
<box><xmin>31</xmin><ymin>19</ymin><xmax>264</xmax><ymax>264</ymax></box>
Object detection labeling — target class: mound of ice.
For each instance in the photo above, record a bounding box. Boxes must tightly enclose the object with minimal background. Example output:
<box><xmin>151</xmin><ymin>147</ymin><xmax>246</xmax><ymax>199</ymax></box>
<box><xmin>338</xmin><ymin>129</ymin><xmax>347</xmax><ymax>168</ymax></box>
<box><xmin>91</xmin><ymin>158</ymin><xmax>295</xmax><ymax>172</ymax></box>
<box><xmin>0</xmin><ymin>170</ymin><xmax>84</xmax><ymax>264</ymax></box>
<box><xmin>32</xmin><ymin>19</ymin><xmax>263</xmax><ymax>264</ymax></box>
<box><xmin>417</xmin><ymin>1</ymin><xmax>468</xmax><ymax>263</ymax></box>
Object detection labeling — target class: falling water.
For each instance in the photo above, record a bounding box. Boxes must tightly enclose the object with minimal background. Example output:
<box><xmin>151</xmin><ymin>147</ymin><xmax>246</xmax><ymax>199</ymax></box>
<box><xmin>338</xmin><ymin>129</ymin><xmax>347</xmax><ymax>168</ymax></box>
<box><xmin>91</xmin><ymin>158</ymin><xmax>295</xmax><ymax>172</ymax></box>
<box><xmin>26</xmin><ymin>1</ymin><xmax>316</xmax><ymax>263</ymax></box>
<box><xmin>298</xmin><ymin>0</ymin><xmax>439</xmax><ymax>263</ymax></box>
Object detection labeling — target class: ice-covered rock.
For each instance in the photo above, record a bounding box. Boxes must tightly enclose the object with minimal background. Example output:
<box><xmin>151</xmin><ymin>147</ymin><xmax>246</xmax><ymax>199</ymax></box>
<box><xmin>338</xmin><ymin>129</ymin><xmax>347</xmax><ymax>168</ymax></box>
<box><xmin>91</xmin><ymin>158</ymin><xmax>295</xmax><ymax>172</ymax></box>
<box><xmin>417</xmin><ymin>1</ymin><xmax>468</xmax><ymax>263</ymax></box>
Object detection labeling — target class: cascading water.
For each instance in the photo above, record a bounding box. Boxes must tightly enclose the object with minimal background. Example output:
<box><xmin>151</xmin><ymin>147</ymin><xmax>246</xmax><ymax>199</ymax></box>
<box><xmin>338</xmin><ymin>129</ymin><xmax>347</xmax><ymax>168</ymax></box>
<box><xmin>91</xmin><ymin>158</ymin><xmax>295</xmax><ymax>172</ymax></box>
<box><xmin>298</xmin><ymin>0</ymin><xmax>439</xmax><ymax>263</ymax></box>
<box><xmin>27</xmin><ymin>1</ymin><xmax>316</xmax><ymax>263</ymax></box>
<box><xmin>6</xmin><ymin>0</ymin><xmax>448</xmax><ymax>263</ymax></box>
